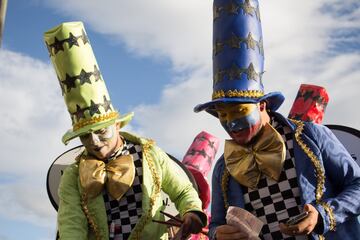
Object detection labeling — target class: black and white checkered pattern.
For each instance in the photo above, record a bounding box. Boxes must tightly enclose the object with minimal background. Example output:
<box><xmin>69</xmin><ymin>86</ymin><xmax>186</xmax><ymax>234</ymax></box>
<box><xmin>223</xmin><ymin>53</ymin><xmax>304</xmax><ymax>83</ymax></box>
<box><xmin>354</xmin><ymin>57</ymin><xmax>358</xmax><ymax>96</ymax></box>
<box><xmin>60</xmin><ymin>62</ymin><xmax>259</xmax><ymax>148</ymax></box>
<box><xmin>242</xmin><ymin>119</ymin><xmax>306</xmax><ymax>240</ymax></box>
<box><xmin>103</xmin><ymin>140</ymin><xmax>143</xmax><ymax>240</ymax></box>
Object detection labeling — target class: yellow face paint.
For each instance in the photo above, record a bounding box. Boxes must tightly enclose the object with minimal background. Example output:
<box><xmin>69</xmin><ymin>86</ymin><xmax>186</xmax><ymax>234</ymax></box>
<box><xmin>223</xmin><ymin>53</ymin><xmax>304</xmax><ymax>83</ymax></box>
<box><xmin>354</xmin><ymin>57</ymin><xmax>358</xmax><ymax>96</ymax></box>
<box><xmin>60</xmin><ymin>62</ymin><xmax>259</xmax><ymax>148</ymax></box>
<box><xmin>215</xmin><ymin>103</ymin><xmax>259</xmax><ymax>122</ymax></box>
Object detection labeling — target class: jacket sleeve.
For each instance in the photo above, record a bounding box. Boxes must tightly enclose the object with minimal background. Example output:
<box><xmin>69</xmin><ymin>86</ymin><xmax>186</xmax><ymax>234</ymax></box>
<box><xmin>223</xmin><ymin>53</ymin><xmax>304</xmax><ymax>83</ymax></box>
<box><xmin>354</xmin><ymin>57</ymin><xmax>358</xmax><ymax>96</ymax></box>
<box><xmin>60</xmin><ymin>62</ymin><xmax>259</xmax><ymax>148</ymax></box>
<box><xmin>153</xmin><ymin>145</ymin><xmax>207</xmax><ymax>225</ymax></box>
<box><xmin>57</xmin><ymin>163</ymin><xmax>88</xmax><ymax>240</ymax></box>
<box><xmin>208</xmin><ymin>157</ymin><xmax>227</xmax><ymax>240</ymax></box>
<box><xmin>305</xmin><ymin>123</ymin><xmax>360</xmax><ymax>234</ymax></box>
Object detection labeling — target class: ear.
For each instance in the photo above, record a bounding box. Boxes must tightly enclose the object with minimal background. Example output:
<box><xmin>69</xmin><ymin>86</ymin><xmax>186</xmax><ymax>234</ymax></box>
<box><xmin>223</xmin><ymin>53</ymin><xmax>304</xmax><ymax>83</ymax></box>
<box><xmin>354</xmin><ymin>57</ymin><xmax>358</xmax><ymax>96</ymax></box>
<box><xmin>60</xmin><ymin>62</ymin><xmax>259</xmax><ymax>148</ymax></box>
<box><xmin>115</xmin><ymin>122</ymin><xmax>121</xmax><ymax>131</ymax></box>
<box><xmin>259</xmin><ymin>101</ymin><xmax>266</xmax><ymax>112</ymax></box>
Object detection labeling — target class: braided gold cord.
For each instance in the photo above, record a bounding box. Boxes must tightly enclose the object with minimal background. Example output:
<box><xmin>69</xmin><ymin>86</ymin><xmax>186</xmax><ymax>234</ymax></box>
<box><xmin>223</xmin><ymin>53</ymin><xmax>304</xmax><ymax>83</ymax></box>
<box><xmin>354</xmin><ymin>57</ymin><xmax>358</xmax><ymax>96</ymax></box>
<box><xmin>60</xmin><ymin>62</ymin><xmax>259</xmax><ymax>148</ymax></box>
<box><xmin>81</xmin><ymin>192</ymin><xmax>101</xmax><ymax>240</ymax></box>
<box><xmin>320</xmin><ymin>202</ymin><xmax>336</xmax><ymax>231</ymax></box>
<box><xmin>129</xmin><ymin>140</ymin><xmax>160</xmax><ymax>239</ymax></box>
<box><xmin>291</xmin><ymin>119</ymin><xmax>336</xmax><ymax>236</ymax></box>
<box><xmin>221</xmin><ymin>168</ymin><xmax>230</xmax><ymax>210</ymax></box>
<box><xmin>212</xmin><ymin>89</ymin><xmax>264</xmax><ymax>100</ymax></box>
<box><xmin>73</xmin><ymin>112</ymin><xmax>118</xmax><ymax>131</ymax></box>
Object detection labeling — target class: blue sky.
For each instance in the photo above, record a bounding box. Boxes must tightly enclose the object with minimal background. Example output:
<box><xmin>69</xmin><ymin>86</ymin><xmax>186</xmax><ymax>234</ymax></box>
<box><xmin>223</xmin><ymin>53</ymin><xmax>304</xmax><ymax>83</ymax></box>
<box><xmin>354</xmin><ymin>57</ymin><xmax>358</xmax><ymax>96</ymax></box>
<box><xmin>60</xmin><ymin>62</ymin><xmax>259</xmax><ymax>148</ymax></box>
<box><xmin>0</xmin><ymin>0</ymin><xmax>359</xmax><ymax>239</ymax></box>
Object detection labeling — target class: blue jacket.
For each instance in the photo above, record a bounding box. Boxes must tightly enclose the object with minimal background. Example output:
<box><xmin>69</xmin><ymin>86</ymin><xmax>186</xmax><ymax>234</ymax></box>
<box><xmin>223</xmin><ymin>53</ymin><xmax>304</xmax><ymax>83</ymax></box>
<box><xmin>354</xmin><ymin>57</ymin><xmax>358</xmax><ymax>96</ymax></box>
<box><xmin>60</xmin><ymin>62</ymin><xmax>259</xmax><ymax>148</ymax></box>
<box><xmin>209</xmin><ymin>113</ymin><xmax>360</xmax><ymax>239</ymax></box>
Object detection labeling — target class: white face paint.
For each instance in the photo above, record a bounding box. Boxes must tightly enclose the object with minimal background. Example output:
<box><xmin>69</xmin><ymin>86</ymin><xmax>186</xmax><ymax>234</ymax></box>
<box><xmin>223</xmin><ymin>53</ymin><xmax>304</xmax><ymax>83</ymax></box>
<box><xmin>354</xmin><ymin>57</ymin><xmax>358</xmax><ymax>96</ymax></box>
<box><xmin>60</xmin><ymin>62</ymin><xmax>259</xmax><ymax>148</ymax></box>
<box><xmin>79</xmin><ymin>124</ymin><xmax>122</xmax><ymax>160</ymax></box>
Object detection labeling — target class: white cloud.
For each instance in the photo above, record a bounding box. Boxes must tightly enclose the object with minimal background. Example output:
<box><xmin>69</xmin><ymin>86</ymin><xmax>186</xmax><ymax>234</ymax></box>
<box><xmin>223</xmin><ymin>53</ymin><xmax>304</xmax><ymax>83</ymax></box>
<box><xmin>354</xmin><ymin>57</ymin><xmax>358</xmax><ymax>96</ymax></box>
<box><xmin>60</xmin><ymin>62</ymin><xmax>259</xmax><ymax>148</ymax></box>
<box><xmin>2</xmin><ymin>0</ymin><xmax>359</xmax><ymax>235</ymax></box>
<box><xmin>42</xmin><ymin>0</ymin><xmax>359</xmax><ymax>135</ymax></box>
<box><xmin>0</xmin><ymin>49</ymin><xmax>80</xmax><ymax>229</ymax></box>
<box><xmin>45</xmin><ymin>0</ymin><xmax>213</xmax><ymax>71</ymax></box>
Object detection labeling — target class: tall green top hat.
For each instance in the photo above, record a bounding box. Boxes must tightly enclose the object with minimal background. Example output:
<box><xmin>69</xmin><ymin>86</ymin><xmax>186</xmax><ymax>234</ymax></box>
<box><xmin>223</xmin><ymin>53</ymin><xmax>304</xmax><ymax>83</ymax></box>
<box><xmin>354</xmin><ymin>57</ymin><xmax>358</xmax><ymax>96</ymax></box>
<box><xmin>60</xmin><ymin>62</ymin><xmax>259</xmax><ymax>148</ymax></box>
<box><xmin>194</xmin><ymin>0</ymin><xmax>284</xmax><ymax>117</ymax></box>
<box><xmin>44</xmin><ymin>22</ymin><xmax>133</xmax><ymax>144</ymax></box>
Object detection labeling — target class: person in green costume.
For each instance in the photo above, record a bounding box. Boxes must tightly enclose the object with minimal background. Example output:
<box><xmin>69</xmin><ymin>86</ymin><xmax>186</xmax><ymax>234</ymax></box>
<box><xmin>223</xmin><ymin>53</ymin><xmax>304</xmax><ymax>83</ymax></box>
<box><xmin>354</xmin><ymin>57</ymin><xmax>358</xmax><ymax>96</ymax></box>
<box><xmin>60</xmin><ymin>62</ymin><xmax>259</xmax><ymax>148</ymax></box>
<box><xmin>44</xmin><ymin>21</ymin><xmax>207</xmax><ymax>240</ymax></box>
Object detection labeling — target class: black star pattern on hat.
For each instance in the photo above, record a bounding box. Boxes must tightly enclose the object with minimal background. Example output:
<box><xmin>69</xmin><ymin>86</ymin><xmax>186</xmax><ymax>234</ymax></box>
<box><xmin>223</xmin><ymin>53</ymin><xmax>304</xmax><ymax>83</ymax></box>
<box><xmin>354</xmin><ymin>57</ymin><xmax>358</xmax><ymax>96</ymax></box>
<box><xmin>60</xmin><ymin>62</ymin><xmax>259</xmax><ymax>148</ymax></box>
<box><xmin>240</xmin><ymin>0</ymin><xmax>255</xmax><ymax>16</ymax></box>
<box><xmin>246</xmin><ymin>63</ymin><xmax>259</xmax><ymax>81</ymax></box>
<box><xmin>245</xmin><ymin>32</ymin><xmax>257</xmax><ymax>50</ymax></box>
<box><xmin>302</xmin><ymin>90</ymin><xmax>314</xmax><ymax>102</ymax></box>
<box><xmin>213</xmin><ymin>5</ymin><xmax>223</xmax><ymax>20</ymax></box>
<box><xmin>295</xmin><ymin>91</ymin><xmax>303</xmax><ymax>100</ymax></box>
<box><xmin>51</xmin><ymin>37</ymin><xmax>65</xmax><ymax>54</ymax></box>
<box><xmin>197</xmin><ymin>135</ymin><xmax>207</xmax><ymax>142</ymax></box>
<box><xmin>62</xmin><ymin>74</ymin><xmax>77</xmax><ymax>92</ymax></box>
<box><xmin>208</xmin><ymin>141</ymin><xmax>216</xmax><ymax>150</ymax></box>
<box><xmin>187</xmin><ymin>149</ymin><xmax>197</xmax><ymax>156</ymax></box>
<box><xmin>74</xmin><ymin>104</ymin><xmax>86</xmax><ymax>120</ymax></box>
<box><xmin>195</xmin><ymin>135</ymin><xmax>216</xmax><ymax>150</ymax></box>
<box><xmin>214</xmin><ymin>41</ymin><xmax>225</xmax><ymax>56</ymax></box>
<box><xmin>290</xmin><ymin>113</ymin><xmax>304</xmax><ymax>120</ymax></box>
<box><xmin>81</xmin><ymin>29</ymin><xmax>89</xmax><ymax>45</ymax></box>
<box><xmin>89</xmin><ymin>100</ymin><xmax>101</xmax><ymax>116</ymax></box>
<box><xmin>93</xmin><ymin>65</ymin><xmax>102</xmax><ymax>81</ymax></box>
<box><xmin>197</xmin><ymin>149</ymin><xmax>208</xmax><ymax>158</ymax></box>
<box><xmin>313</xmin><ymin>95</ymin><xmax>327</xmax><ymax>106</ymax></box>
<box><xmin>102</xmin><ymin>95</ymin><xmax>112</xmax><ymax>112</ymax></box>
<box><xmin>45</xmin><ymin>41</ymin><xmax>53</xmax><ymax>57</ymax></box>
<box><xmin>78</xmin><ymin>69</ymin><xmax>92</xmax><ymax>85</ymax></box>
<box><xmin>214</xmin><ymin>70</ymin><xmax>225</xmax><ymax>84</ymax></box>
<box><xmin>215</xmin><ymin>33</ymin><xmax>263</xmax><ymax>56</ymax></box>
<box><xmin>226</xmin><ymin>1</ymin><xmax>240</xmax><ymax>15</ymax></box>
<box><xmin>57</xmin><ymin>75</ymin><xmax>66</xmax><ymax>95</ymax></box>
<box><xmin>67</xmin><ymin>32</ymin><xmax>79</xmax><ymax>48</ymax></box>
<box><xmin>228</xmin><ymin>63</ymin><xmax>243</xmax><ymax>80</ymax></box>
<box><xmin>227</xmin><ymin>33</ymin><xmax>241</xmax><ymax>48</ymax></box>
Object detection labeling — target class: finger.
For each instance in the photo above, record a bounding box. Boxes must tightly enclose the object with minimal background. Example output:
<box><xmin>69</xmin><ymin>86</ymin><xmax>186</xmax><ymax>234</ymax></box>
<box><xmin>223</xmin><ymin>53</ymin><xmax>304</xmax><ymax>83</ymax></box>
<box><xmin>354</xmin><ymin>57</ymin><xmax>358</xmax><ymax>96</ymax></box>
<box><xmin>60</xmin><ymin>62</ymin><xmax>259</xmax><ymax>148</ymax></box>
<box><xmin>279</xmin><ymin>222</ymin><xmax>295</xmax><ymax>236</ymax></box>
<box><xmin>216</xmin><ymin>224</ymin><xmax>242</xmax><ymax>234</ymax></box>
<box><xmin>217</xmin><ymin>231</ymin><xmax>249</xmax><ymax>240</ymax></box>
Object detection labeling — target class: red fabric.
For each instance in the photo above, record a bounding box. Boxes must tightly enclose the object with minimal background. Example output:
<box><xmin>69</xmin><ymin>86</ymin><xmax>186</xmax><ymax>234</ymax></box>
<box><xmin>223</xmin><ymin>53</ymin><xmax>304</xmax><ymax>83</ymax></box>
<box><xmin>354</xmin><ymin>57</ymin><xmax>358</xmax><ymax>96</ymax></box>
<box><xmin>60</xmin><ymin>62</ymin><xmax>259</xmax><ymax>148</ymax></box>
<box><xmin>288</xmin><ymin>84</ymin><xmax>329</xmax><ymax>124</ymax></box>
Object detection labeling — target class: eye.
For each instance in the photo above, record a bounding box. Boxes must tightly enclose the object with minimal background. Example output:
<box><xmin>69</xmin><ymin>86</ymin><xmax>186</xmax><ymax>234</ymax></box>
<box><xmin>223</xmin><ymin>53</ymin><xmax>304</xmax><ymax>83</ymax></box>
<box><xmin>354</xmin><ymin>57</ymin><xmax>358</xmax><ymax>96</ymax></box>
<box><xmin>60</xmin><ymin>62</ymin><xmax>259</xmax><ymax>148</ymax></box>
<box><xmin>218</xmin><ymin>112</ymin><xmax>227</xmax><ymax>118</ymax></box>
<box><xmin>80</xmin><ymin>133</ymin><xmax>91</xmax><ymax>140</ymax></box>
<box><xmin>95</xmin><ymin>128</ymin><xmax>107</xmax><ymax>134</ymax></box>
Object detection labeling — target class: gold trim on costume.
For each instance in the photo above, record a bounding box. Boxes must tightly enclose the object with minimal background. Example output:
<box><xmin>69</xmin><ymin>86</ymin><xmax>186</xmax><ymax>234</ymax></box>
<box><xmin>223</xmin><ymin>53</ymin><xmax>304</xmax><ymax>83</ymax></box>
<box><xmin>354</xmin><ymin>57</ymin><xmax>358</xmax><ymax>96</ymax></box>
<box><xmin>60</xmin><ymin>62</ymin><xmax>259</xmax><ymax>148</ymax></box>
<box><xmin>212</xmin><ymin>89</ymin><xmax>264</xmax><ymax>100</ymax></box>
<box><xmin>129</xmin><ymin>139</ymin><xmax>160</xmax><ymax>239</ymax></box>
<box><xmin>221</xmin><ymin>168</ymin><xmax>230</xmax><ymax>210</ymax></box>
<box><xmin>320</xmin><ymin>201</ymin><xmax>336</xmax><ymax>231</ymax></box>
<box><xmin>81</xmin><ymin>192</ymin><xmax>101</xmax><ymax>240</ymax></box>
<box><xmin>292</xmin><ymin>119</ymin><xmax>336</xmax><ymax>234</ymax></box>
<box><xmin>73</xmin><ymin>111</ymin><xmax>119</xmax><ymax>131</ymax></box>
<box><xmin>292</xmin><ymin>119</ymin><xmax>325</xmax><ymax>201</ymax></box>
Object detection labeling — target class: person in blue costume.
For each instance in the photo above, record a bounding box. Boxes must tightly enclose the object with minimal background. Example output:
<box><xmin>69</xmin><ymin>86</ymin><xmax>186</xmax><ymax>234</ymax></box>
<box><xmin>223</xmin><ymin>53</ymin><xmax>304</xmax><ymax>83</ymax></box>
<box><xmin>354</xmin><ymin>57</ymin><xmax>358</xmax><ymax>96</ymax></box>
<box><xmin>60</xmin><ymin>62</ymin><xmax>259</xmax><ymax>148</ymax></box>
<box><xmin>194</xmin><ymin>0</ymin><xmax>360</xmax><ymax>239</ymax></box>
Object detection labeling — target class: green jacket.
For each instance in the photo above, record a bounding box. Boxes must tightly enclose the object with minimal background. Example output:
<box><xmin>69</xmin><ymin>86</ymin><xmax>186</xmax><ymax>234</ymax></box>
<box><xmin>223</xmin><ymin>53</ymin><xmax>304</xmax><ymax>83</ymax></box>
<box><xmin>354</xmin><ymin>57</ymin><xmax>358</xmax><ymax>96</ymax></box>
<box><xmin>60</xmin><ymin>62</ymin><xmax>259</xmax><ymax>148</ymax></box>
<box><xmin>57</xmin><ymin>132</ymin><xmax>206</xmax><ymax>240</ymax></box>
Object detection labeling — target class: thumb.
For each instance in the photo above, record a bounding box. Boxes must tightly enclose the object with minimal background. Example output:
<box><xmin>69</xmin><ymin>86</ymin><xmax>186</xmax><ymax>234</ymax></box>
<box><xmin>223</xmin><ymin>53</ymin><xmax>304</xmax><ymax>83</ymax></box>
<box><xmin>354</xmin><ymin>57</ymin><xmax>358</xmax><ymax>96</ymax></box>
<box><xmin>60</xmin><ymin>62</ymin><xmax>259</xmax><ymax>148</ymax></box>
<box><xmin>303</xmin><ymin>203</ymin><xmax>311</xmax><ymax>212</ymax></box>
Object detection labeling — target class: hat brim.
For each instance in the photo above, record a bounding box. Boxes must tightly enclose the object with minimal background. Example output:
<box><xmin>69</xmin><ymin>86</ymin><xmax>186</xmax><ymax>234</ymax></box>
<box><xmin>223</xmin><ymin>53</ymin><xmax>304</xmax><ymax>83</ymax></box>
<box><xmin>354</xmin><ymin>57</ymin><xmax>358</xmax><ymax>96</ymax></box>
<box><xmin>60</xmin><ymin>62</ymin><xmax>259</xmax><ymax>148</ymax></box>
<box><xmin>62</xmin><ymin>112</ymin><xmax>134</xmax><ymax>145</ymax></box>
<box><xmin>194</xmin><ymin>92</ymin><xmax>284</xmax><ymax>118</ymax></box>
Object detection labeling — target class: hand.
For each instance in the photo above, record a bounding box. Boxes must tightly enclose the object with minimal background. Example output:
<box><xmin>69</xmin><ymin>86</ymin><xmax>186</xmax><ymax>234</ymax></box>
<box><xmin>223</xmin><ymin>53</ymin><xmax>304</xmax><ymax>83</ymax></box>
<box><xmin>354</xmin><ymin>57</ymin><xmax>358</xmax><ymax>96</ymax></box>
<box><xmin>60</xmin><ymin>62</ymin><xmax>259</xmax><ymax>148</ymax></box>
<box><xmin>215</xmin><ymin>224</ymin><xmax>249</xmax><ymax>240</ymax></box>
<box><xmin>279</xmin><ymin>204</ymin><xmax>319</xmax><ymax>236</ymax></box>
<box><xmin>172</xmin><ymin>212</ymin><xmax>204</xmax><ymax>240</ymax></box>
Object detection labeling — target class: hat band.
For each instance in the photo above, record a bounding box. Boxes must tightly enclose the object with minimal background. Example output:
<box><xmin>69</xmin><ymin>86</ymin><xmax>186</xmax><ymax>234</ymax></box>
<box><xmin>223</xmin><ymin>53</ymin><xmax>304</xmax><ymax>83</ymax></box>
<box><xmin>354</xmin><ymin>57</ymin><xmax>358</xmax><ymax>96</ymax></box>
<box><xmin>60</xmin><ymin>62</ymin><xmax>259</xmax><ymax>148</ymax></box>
<box><xmin>73</xmin><ymin>111</ymin><xmax>119</xmax><ymax>131</ymax></box>
<box><xmin>212</xmin><ymin>90</ymin><xmax>264</xmax><ymax>100</ymax></box>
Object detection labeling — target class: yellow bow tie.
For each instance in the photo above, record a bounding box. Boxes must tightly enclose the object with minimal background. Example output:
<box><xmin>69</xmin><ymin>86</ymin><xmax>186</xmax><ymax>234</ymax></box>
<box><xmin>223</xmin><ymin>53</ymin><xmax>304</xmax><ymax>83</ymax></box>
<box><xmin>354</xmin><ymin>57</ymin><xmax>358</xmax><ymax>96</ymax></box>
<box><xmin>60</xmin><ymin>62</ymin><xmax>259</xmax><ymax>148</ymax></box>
<box><xmin>224</xmin><ymin>123</ymin><xmax>286</xmax><ymax>189</ymax></box>
<box><xmin>79</xmin><ymin>154</ymin><xmax>135</xmax><ymax>200</ymax></box>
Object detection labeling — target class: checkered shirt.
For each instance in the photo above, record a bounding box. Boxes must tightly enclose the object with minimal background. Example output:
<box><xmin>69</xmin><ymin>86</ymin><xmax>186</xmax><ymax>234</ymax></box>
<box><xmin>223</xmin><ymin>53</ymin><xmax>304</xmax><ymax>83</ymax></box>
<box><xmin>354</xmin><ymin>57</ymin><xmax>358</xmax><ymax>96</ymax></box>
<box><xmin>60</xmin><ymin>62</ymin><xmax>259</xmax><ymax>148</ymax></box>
<box><xmin>242</xmin><ymin>118</ymin><xmax>306</xmax><ymax>240</ymax></box>
<box><xmin>102</xmin><ymin>139</ymin><xmax>143</xmax><ymax>240</ymax></box>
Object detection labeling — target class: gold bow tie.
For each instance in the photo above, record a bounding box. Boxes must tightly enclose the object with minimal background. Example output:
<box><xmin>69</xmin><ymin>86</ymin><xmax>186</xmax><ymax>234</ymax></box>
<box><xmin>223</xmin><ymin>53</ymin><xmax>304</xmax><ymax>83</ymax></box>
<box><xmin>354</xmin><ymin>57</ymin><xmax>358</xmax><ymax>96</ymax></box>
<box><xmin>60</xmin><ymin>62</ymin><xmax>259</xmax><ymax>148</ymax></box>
<box><xmin>224</xmin><ymin>123</ymin><xmax>286</xmax><ymax>189</ymax></box>
<box><xmin>79</xmin><ymin>154</ymin><xmax>135</xmax><ymax>200</ymax></box>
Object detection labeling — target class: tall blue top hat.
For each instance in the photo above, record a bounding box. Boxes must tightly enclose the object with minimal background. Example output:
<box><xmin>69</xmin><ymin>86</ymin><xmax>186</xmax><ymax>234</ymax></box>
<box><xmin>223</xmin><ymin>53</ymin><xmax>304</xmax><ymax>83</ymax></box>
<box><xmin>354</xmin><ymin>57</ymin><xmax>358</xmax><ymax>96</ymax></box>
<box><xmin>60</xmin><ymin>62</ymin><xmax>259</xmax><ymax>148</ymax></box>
<box><xmin>194</xmin><ymin>0</ymin><xmax>284</xmax><ymax>117</ymax></box>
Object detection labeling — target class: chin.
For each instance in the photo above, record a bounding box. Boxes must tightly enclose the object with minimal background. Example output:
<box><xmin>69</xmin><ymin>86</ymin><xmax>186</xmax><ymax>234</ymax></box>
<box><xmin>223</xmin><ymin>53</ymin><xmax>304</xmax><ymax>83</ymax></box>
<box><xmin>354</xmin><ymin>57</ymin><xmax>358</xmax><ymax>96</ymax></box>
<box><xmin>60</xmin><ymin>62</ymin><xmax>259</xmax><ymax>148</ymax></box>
<box><xmin>230</xmin><ymin>123</ymin><xmax>262</xmax><ymax>145</ymax></box>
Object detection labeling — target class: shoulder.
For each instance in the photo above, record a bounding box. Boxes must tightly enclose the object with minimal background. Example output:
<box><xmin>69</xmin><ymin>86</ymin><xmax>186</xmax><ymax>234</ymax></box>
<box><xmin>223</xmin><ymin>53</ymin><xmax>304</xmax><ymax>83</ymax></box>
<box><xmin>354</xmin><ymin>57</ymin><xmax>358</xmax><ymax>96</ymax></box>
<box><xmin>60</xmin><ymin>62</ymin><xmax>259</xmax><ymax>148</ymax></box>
<box><xmin>213</xmin><ymin>155</ymin><xmax>226</xmax><ymax>180</ymax></box>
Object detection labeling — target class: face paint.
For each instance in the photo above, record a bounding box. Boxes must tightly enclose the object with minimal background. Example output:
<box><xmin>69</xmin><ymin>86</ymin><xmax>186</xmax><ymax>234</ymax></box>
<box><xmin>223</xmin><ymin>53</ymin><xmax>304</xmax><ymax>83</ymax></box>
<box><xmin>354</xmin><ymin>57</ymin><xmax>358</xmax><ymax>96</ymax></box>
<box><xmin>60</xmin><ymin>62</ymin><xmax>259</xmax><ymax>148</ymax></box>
<box><xmin>80</xmin><ymin>124</ymin><xmax>121</xmax><ymax>160</ymax></box>
<box><xmin>215</xmin><ymin>103</ymin><xmax>263</xmax><ymax>145</ymax></box>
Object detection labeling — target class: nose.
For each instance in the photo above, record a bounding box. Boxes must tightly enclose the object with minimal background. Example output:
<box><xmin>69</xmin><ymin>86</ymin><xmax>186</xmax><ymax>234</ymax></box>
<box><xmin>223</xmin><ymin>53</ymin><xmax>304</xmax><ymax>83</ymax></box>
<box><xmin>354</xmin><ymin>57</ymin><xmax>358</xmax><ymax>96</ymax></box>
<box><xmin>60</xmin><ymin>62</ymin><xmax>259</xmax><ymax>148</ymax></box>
<box><xmin>89</xmin><ymin>133</ymin><xmax>100</xmax><ymax>144</ymax></box>
<box><xmin>227</xmin><ymin>121</ymin><xmax>237</xmax><ymax>130</ymax></box>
